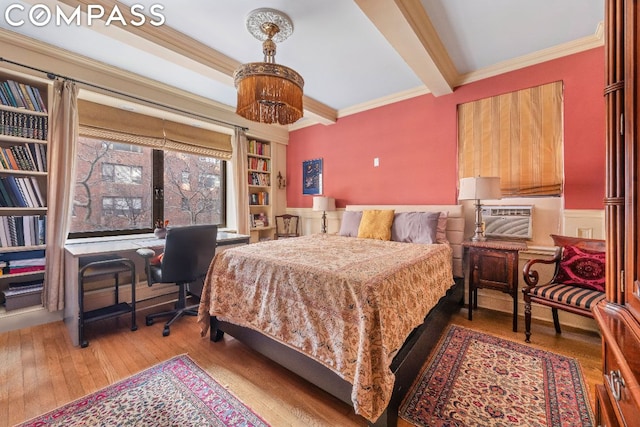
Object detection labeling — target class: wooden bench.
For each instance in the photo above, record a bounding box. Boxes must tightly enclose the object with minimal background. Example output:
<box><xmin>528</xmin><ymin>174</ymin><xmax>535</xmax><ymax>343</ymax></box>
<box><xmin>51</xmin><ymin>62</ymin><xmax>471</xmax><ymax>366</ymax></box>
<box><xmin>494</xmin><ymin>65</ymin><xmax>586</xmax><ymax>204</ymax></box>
<box><xmin>522</xmin><ymin>234</ymin><xmax>606</xmax><ymax>342</ymax></box>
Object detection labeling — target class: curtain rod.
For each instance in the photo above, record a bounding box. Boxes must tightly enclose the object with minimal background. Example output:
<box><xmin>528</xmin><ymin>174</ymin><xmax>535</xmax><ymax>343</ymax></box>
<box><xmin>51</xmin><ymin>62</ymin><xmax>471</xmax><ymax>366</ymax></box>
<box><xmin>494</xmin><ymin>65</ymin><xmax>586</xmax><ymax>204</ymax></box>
<box><xmin>0</xmin><ymin>57</ymin><xmax>248</xmax><ymax>132</ymax></box>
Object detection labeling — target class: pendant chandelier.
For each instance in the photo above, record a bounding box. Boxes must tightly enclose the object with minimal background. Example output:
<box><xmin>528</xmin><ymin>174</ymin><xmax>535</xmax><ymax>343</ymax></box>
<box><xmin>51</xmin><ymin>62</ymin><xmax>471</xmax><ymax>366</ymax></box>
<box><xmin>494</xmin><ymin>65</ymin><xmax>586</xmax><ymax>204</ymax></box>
<box><xmin>234</xmin><ymin>8</ymin><xmax>304</xmax><ymax>125</ymax></box>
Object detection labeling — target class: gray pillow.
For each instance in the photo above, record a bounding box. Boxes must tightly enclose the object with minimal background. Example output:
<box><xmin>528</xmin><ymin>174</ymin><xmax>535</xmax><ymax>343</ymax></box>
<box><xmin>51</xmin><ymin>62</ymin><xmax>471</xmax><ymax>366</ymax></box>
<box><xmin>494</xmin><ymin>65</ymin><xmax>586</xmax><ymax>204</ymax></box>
<box><xmin>339</xmin><ymin>211</ymin><xmax>363</xmax><ymax>237</ymax></box>
<box><xmin>391</xmin><ymin>211</ymin><xmax>440</xmax><ymax>244</ymax></box>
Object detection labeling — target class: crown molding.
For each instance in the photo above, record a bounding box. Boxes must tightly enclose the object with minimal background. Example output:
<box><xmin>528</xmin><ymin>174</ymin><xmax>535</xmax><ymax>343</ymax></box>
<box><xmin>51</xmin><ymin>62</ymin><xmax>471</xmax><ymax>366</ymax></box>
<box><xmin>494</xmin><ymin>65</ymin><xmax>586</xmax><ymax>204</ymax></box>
<box><xmin>337</xmin><ymin>86</ymin><xmax>431</xmax><ymax>119</ymax></box>
<box><xmin>332</xmin><ymin>25</ymin><xmax>605</xmax><ymax>122</ymax></box>
<box><xmin>0</xmin><ymin>28</ymin><xmax>290</xmax><ymax>143</ymax></box>
<box><xmin>457</xmin><ymin>24</ymin><xmax>605</xmax><ymax>86</ymax></box>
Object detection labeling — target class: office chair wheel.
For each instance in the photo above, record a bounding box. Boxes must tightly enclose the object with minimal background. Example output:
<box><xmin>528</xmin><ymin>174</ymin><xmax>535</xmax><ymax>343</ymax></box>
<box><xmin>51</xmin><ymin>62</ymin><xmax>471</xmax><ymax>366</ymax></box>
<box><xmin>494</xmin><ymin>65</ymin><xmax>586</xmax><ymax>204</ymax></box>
<box><xmin>81</xmin><ymin>340</ymin><xmax>89</xmax><ymax>348</ymax></box>
<box><xmin>163</xmin><ymin>326</ymin><xmax>170</xmax><ymax>337</ymax></box>
<box><xmin>131</xmin><ymin>325</ymin><xmax>138</xmax><ymax>331</ymax></box>
<box><xmin>146</xmin><ymin>317</ymin><xmax>154</xmax><ymax>326</ymax></box>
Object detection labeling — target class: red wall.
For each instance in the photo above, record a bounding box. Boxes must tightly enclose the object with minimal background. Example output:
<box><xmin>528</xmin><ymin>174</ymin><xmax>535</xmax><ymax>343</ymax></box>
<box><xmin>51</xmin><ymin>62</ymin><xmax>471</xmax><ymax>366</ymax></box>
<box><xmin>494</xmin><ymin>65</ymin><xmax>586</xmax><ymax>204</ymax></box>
<box><xmin>287</xmin><ymin>48</ymin><xmax>605</xmax><ymax>210</ymax></box>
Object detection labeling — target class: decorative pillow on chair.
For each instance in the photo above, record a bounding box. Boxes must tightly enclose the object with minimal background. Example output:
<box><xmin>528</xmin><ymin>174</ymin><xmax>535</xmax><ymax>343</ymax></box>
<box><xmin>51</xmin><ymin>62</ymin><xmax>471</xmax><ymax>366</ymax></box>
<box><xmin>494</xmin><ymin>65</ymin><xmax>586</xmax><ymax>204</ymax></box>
<box><xmin>339</xmin><ymin>211</ymin><xmax>363</xmax><ymax>237</ymax></box>
<box><xmin>391</xmin><ymin>212</ymin><xmax>440</xmax><ymax>244</ymax></box>
<box><xmin>554</xmin><ymin>245</ymin><xmax>606</xmax><ymax>292</ymax></box>
<box><xmin>357</xmin><ymin>209</ymin><xmax>395</xmax><ymax>240</ymax></box>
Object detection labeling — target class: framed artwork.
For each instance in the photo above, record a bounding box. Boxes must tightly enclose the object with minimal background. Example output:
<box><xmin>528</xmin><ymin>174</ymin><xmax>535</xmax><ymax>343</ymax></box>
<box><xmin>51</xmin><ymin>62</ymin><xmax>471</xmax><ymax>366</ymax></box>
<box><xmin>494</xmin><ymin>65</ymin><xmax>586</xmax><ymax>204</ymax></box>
<box><xmin>302</xmin><ymin>158</ymin><xmax>323</xmax><ymax>195</ymax></box>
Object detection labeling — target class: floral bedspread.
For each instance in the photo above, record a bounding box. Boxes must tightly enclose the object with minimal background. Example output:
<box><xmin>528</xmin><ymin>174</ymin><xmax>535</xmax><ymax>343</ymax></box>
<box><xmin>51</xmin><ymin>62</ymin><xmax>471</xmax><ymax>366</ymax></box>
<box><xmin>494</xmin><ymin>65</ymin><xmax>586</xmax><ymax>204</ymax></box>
<box><xmin>197</xmin><ymin>234</ymin><xmax>454</xmax><ymax>422</ymax></box>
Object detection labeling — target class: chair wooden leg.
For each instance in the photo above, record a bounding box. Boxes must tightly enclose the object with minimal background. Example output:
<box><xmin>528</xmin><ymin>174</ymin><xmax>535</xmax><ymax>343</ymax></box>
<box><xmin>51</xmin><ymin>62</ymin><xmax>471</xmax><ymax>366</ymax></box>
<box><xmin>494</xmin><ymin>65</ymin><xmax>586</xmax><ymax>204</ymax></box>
<box><xmin>524</xmin><ymin>300</ymin><xmax>532</xmax><ymax>343</ymax></box>
<box><xmin>552</xmin><ymin>308</ymin><xmax>562</xmax><ymax>334</ymax></box>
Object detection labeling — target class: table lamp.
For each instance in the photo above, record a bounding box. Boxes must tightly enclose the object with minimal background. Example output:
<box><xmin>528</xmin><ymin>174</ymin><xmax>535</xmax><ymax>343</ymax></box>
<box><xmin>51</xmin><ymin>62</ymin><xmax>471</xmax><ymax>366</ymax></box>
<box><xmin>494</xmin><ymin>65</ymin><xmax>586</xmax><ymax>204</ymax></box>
<box><xmin>458</xmin><ymin>176</ymin><xmax>501</xmax><ymax>241</ymax></box>
<box><xmin>312</xmin><ymin>196</ymin><xmax>336</xmax><ymax>233</ymax></box>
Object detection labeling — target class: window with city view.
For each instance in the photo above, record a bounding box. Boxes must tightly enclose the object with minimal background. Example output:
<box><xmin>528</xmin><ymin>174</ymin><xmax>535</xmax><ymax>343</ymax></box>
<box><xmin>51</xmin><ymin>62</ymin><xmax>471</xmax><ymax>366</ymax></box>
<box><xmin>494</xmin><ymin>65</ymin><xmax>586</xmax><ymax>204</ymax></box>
<box><xmin>69</xmin><ymin>136</ymin><xmax>225</xmax><ymax>237</ymax></box>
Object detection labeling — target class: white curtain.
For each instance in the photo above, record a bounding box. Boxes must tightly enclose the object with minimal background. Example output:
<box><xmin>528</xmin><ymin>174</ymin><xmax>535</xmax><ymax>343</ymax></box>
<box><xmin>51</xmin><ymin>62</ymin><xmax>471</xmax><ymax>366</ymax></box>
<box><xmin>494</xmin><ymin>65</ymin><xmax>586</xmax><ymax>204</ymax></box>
<box><xmin>43</xmin><ymin>80</ymin><xmax>78</xmax><ymax>311</ymax></box>
<box><xmin>232</xmin><ymin>128</ymin><xmax>250</xmax><ymax>234</ymax></box>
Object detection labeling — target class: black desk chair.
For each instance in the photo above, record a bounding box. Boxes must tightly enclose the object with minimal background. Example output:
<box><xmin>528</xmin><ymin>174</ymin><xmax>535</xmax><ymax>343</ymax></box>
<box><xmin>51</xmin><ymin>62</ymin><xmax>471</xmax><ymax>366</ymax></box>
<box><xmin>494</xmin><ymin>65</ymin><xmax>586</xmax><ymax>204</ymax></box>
<box><xmin>137</xmin><ymin>224</ymin><xmax>218</xmax><ymax>336</ymax></box>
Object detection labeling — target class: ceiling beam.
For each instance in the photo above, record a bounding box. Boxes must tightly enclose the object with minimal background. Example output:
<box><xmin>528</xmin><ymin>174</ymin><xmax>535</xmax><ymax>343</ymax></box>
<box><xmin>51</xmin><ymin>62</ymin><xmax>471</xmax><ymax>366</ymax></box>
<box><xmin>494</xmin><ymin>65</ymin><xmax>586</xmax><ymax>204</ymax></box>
<box><xmin>55</xmin><ymin>0</ymin><xmax>338</xmax><ymax>125</ymax></box>
<box><xmin>355</xmin><ymin>0</ymin><xmax>457</xmax><ymax>96</ymax></box>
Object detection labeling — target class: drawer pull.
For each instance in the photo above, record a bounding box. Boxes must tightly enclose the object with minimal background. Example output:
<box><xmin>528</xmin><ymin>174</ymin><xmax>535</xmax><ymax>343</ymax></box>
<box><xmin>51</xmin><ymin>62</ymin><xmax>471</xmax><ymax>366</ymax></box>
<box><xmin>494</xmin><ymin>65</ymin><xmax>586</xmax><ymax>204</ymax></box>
<box><xmin>606</xmin><ymin>369</ymin><xmax>625</xmax><ymax>401</ymax></box>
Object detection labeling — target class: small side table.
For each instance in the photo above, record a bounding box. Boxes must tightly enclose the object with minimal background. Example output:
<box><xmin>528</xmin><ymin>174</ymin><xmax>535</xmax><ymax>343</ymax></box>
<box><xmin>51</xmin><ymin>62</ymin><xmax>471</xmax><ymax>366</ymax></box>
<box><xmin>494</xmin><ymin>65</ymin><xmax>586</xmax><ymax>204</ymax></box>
<box><xmin>463</xmin><ymin>240</ymin><xmax>527</xmax><ymax>332</ymax></box>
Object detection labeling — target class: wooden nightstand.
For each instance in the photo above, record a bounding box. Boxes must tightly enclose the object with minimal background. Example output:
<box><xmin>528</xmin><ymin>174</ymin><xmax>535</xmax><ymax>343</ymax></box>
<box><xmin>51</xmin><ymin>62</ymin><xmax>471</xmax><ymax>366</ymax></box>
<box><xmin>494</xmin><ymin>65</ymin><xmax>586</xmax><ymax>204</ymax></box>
<box><xmin>463</xmin><ymin>240</ymin><xmax>527</xmax><ymax>332</ymax></box>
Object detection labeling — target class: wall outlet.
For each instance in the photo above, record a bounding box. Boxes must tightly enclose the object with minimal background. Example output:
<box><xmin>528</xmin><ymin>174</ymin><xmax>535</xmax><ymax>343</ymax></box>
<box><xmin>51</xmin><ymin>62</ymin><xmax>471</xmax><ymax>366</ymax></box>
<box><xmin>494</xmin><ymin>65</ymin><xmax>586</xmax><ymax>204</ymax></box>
<box><xmin>374</xmin><ymin>157</ymin><xmax>379</xmax><ymax>167</ymax></box>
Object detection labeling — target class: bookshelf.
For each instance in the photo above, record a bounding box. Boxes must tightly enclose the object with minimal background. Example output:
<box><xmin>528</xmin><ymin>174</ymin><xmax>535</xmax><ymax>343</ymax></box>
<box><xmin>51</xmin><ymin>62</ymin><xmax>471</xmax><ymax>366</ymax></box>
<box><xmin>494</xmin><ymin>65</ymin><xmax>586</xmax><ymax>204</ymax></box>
<box><xmin>247</xmin><ymin>138</ymin><xmax>274</xmax><ymax>243</ymax></box>
<box><xmin>0</xmin><ymin>71</ymin><xmax>49</xmax><ymax>314</ymax></box>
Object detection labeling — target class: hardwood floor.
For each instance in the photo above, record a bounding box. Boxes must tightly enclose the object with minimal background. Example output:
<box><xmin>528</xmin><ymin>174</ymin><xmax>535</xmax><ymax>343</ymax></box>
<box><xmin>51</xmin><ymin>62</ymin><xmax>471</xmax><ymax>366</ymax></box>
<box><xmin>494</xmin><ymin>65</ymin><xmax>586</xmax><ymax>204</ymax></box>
<box><xmin>0</xmin><ymin>303</ymin><xmax>601</xmax><ymax>427</ymax></box>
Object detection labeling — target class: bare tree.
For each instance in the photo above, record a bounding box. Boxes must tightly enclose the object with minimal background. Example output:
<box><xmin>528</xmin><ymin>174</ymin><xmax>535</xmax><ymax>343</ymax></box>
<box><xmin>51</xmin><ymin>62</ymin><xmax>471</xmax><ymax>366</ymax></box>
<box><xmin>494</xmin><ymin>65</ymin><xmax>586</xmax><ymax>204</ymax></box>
<box><xmin>74</xmin><ymin>138</ymin><xmax>110</xmax><ymax>221</ymax></box>
<box><xmin>164</xmin><ymin>153</ymin><xmax>221</xmax><ymax>225</ymax></box>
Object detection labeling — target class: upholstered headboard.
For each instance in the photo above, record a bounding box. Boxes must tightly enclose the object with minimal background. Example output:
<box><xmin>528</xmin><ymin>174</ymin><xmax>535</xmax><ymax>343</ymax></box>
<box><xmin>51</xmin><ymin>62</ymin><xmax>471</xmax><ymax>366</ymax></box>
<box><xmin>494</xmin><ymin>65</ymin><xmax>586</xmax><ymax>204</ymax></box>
<box><xmin>345</xmin><ymin>204</ymin><xmax>465</xmax><ymax>278</ymax></box>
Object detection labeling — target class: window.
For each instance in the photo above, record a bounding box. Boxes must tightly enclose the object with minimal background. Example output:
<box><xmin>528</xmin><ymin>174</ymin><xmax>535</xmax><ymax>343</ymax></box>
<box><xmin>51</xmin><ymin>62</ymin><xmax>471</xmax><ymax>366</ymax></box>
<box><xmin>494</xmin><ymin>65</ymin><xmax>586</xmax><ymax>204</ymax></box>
<box><xmin>102</xmin><ymin>163</ymin><xmax>142</xmax><ymax>184</ymax></box>
<box><xmin>71</xmin><ymin>100</ymin><xmax>233</xmax><ymax>237</ymax></box>
<box><xmin>112</xmin><ymin>142</ymin><xmax>142</xmax><ymax>153</ymax></box>
<box><xmin>458</xmin><ymin>81</ymin><xmax>564</xmax><ymax>196</ymax></box>
<box><xmin>70</xmin><ymin>136</ymin><xmax>226</xmax><ymax>236</ymax></box>
<box><xmin>163</xmin><ymin>150</ymin><xmax>224</xmax><ymax>227</ymax></box>
<box><xmin>102</xmin><ymin>196</ymin><xmax>143</xmax><ymax>216</ymax></box>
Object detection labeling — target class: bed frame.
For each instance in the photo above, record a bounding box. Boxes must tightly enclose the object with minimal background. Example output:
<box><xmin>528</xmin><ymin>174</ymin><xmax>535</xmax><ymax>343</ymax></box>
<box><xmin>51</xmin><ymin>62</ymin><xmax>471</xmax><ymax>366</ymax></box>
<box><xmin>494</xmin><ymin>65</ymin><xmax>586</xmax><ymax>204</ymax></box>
<box><xmin>209</xmin><ymin>204</ymin><xmax>465</xmax><ymax>426</ymax></box>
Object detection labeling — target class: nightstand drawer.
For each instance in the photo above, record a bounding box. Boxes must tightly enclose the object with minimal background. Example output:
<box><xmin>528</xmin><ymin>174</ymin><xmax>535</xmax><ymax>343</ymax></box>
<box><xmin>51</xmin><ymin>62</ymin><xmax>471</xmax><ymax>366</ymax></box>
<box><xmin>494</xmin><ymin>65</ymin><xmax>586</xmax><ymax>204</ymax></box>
<box><xmin>469</xmin><ymin>248</ymin><xmax>516</xmax><ymax>291</ymax></box>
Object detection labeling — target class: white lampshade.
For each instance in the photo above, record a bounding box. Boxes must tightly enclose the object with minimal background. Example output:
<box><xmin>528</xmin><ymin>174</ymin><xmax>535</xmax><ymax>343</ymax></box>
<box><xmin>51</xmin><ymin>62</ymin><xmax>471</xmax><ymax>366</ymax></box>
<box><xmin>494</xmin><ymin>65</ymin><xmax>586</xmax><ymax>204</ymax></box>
<box><xmin>312</xmin><ymin>196</ymin><xmax>336</xmax><ymax>212</ymax></box>
<box><xmin>458</xmin><ymin>177</ymin><xmax>501</xmax><ymax>201</ymax></box>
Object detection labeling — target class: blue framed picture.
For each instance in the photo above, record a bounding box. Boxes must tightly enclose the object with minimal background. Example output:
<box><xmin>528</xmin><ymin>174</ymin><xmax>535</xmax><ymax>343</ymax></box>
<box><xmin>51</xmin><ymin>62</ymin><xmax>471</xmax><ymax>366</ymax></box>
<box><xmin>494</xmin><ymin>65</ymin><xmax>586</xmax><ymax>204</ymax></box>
<box><xmin>302</xmin><ymin>158</ymin><xmax>322</xmax><ymax>195</ymax></box>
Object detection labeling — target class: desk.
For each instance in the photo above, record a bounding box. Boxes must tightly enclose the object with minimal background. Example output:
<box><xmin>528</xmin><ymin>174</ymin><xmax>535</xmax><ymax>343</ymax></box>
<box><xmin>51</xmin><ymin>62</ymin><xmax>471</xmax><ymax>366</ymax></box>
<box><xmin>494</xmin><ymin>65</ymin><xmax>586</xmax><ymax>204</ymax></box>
<box><xmin>64</xmin><ymin>231</ymin><xmax>249</xmax><ymax>346</ymax></box>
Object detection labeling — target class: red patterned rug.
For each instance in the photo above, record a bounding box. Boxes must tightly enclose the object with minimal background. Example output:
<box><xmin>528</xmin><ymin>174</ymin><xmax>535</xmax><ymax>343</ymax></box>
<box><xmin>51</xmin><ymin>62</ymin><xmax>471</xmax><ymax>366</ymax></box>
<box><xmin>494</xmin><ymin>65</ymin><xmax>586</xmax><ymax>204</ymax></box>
<box><xmin>400</xmin><ymin>325</ymin><xmax>594</xmax><ymax>427</ymax></box>
<box><xmin>17</xmin><ymin>354</ymin><xmax>270</xmax><ymax>427</ymax></box>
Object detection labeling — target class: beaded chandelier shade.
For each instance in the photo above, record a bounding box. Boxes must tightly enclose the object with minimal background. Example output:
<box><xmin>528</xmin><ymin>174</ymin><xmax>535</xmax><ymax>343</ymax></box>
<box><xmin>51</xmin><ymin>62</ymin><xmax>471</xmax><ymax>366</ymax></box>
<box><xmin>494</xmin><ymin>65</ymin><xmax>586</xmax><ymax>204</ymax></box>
<box><xmin>234</xmin><ymin>8</ymin><xmax>304</xmax><ymax>125</ymax></box>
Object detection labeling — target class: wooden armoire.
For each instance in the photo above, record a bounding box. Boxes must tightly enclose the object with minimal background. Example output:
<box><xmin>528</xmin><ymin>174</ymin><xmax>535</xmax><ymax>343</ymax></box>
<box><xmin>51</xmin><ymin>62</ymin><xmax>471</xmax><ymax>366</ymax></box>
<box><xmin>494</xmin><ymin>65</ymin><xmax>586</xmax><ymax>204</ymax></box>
<box><xmin>593</xmin><ymin>0</ymin><xmax>640</xmax><ymax>425</ymax></box>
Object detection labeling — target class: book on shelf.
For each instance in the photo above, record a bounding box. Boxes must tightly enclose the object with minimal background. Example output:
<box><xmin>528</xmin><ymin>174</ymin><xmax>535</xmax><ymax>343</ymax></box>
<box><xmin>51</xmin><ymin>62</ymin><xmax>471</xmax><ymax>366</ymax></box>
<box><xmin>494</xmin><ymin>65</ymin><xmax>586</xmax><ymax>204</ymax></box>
<box><xmin>2</xmin><ymin>147</ymin><xmax>19</xmax><ymax>170</ymax></box>
<box><xmin>249</xmin><ymin>191</ymin><xmax>269</xmax><ymax>206</ymax></box>
<box><xmin>10</xmin><ymin>145</ymin><xmax>34</xmax><ymax>170</ymax></box>
<box><xmin>28</xmin><ymin>177</ymin><xmax>44</xmax><ymax>207</ymax></box>
<box><xmin>9</xmin><ymin>278</ymin><xmax>44</xmax><ymax>291</ymax></box>
<box><xmin>18</xmin><ymin>83</ymin><xmax>36</xmax><ymax>111</ymax></box>
<box><xmin>0</xmin><ymin>176</ymin><xmax>44</xmax><ymax>208</ymax></box>
<box><xmin>248</xmin><ymin>172</ymin><xmax>270</xmax><ymax>186</ymax></box>
<box><xmin>247</xmin><ymin>157</ymin><xmax>270</xmax><ymax>172</ymax></box>
<box><xmin>247</xmin><ymin>139</ymin><xmax>270</xmax><ymax>157</ymax></box>
<box><xmin>251</xmin><ymin>212</ymin><xmax>269</xmax><ymax>228</ymax></box>
<box><xmin>3</xmin><ymin>176</ymin><xmax>26</xmax><ymax>207</ymax></box>
<box><xmin>0</xmin><ymin>80</ymin><xmax>47</xmax><ymax>113</ymax></box>
<box><xmin>0</xmin><ymin>111</ymin><xmax>48</xmax><ymax>140</ymax></box>
<box><xmin>4</xmin><ymin>81</ymin><xmax>25</xmax><ymax>109</ymax></box>
<box><xmin>0</xmin><ymin>216</ymin><xmax>45</xmax><ymax>247</ymax></box>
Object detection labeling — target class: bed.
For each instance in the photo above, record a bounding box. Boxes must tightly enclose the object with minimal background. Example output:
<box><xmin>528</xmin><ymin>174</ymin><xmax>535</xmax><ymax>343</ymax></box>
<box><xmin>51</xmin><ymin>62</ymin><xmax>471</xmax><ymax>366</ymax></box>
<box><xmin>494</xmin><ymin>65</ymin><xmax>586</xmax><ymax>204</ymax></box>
<box><xmin>197</xmin><ymin>204</ymin><xmax>465</xmax><ymax>426</ymax></box>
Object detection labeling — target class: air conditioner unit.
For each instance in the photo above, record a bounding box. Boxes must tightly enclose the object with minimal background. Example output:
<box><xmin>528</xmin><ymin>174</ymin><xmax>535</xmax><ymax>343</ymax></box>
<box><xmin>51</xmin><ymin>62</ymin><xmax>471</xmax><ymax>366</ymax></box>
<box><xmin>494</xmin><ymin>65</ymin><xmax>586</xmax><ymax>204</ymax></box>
<box><xmin>481</xmin><ymin>205</ymin><xmax>533</xmax><ymax>240</ymax></box>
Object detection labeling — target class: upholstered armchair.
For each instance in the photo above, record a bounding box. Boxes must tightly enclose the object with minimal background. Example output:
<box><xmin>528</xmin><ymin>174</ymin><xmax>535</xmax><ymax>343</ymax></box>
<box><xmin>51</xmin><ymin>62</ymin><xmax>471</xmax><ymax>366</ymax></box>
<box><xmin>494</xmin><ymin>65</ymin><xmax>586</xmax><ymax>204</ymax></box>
<box><xmin>522</xmin><ymin>234</ymin><xmax>606</xmax><ymax>343</ymax></box>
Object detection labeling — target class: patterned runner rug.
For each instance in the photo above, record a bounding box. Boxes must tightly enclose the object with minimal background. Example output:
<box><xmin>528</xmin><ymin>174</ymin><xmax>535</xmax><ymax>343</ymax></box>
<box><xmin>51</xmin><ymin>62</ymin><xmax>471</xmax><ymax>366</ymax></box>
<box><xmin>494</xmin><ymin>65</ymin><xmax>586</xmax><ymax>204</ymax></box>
<box><xmin>400</xmin><ymin>325</ymin><xmax>594</xmax><ymax>427</ymax></box>
<box><xmin>17</xmin><ymin>354</ymin><xmax>270</xmax><ymax>427</ymax></box>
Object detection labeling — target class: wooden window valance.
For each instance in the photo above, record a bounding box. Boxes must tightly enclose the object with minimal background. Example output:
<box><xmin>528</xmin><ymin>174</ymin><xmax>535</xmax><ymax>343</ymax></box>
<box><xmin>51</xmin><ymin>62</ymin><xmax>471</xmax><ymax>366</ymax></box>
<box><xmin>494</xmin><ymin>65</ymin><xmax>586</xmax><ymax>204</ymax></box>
<box><xmin>457</xmin><ymin>81</ymin><xmax>564</xmax><ymax>196</ymax></box>
<box><xmin>78</xmin><ymin>100</ymin><xmax>233</xmax><ymax>160</ymax></box>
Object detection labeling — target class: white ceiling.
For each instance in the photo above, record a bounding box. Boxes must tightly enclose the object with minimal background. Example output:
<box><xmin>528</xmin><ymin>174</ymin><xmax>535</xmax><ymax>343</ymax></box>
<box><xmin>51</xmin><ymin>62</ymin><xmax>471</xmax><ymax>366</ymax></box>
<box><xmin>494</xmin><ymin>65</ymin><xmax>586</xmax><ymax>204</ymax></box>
<box><xmin>0</xmin><ymin>0</ymin><xmax>604</xmax><ymax>128</ymax></box>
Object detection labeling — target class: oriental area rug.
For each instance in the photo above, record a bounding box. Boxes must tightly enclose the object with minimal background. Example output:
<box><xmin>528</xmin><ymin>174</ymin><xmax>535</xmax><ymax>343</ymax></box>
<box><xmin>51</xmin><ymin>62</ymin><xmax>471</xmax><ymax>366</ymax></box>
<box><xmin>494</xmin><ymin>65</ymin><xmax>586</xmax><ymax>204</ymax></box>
<box><xmin>400</xmin><ymin>325</ymin><xmax>594</xmax><ymax>427</ymax></box>
<box><xmin>17</xmin><ymin>354</ymin><xmax>270</xmax><ymax>427</ymax></box>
